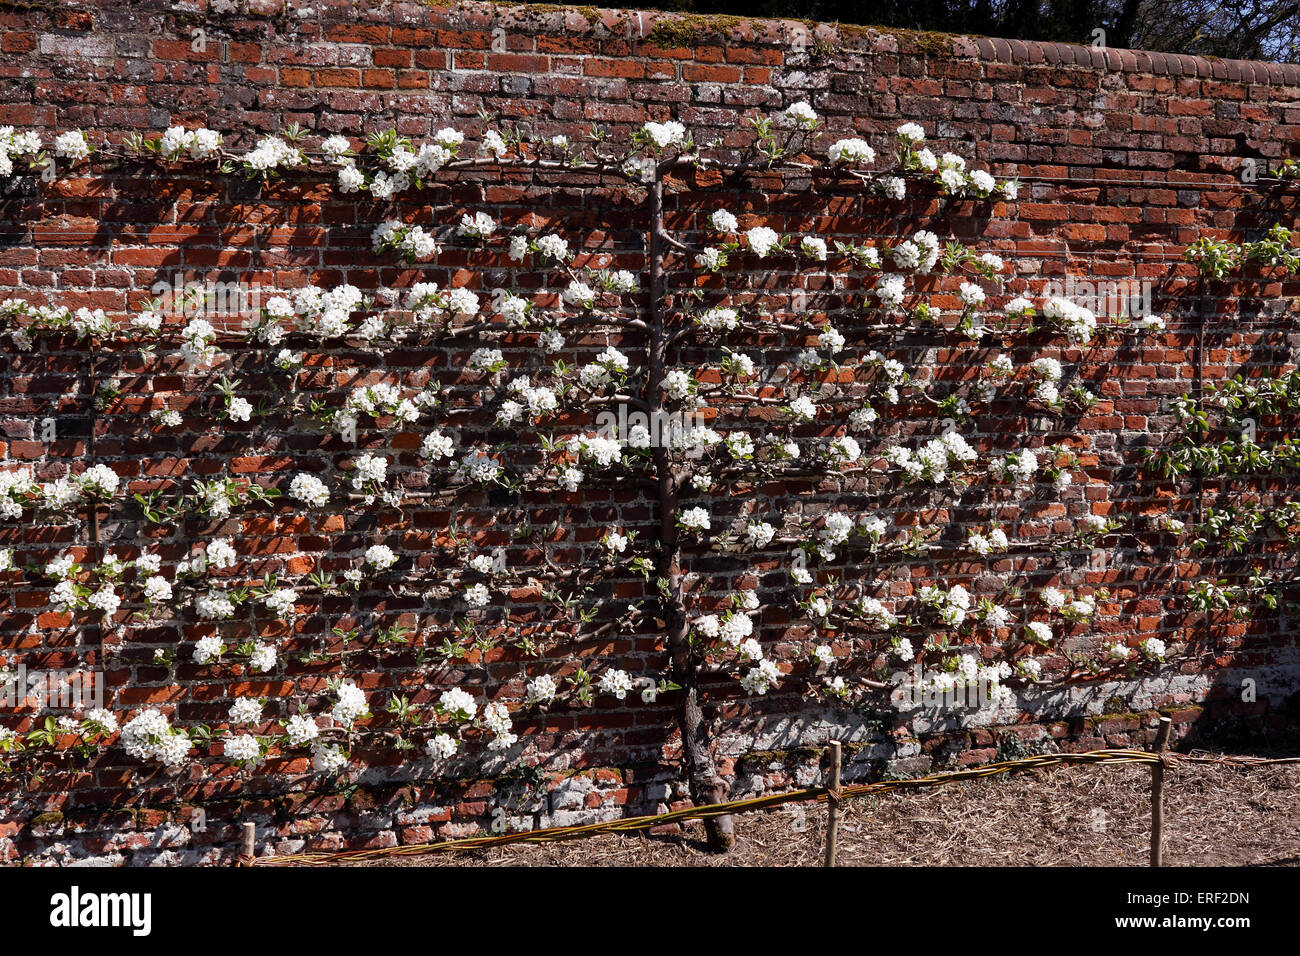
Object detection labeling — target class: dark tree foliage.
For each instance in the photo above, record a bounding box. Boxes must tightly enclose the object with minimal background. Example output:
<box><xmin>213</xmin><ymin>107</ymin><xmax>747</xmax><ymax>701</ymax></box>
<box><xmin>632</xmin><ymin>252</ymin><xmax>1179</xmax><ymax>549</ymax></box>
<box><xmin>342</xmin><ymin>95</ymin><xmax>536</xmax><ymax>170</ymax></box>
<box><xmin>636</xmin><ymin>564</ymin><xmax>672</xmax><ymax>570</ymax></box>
<box><xmin>614</xmin><ymin>0</ymin><xmax>1300</xmax><ymax>62</ymax></box>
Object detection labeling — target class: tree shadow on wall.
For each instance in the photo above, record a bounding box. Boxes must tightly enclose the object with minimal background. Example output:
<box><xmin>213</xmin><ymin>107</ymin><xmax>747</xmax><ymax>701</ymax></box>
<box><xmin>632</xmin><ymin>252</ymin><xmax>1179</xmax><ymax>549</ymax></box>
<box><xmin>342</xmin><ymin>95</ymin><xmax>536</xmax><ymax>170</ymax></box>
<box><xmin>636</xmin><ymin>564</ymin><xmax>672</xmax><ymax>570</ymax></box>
<box><xmin>1182</xmin><ymin>648</ymin><xmax>1300</xmax><ymax>756</ymax></box>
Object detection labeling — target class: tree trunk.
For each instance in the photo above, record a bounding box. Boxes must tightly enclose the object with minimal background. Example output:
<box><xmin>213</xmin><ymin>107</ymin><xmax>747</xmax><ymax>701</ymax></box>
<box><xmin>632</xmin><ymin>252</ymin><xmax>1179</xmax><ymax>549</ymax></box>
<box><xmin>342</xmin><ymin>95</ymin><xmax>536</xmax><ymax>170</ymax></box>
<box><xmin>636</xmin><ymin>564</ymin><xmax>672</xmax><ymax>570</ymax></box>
<box><xmin>646</xmin><ymin>168</ymin><xmax>736</xmax><ymax>851</ymax></box>
<box><xmin>665</xmin><ymin>582</ymin><xmax>736</xmax><ymax>851</ymax></box>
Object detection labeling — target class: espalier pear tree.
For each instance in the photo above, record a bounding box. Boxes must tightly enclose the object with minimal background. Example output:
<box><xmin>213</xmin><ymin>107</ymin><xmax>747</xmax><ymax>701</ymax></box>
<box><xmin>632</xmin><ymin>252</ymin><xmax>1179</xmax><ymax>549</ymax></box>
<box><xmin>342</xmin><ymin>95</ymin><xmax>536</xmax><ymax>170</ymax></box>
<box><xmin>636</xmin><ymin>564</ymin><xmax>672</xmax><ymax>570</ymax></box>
<box><xmin>2</xmin><ymin>103</ymin><xmax>1250</xmax><ymax>853</ymax></box>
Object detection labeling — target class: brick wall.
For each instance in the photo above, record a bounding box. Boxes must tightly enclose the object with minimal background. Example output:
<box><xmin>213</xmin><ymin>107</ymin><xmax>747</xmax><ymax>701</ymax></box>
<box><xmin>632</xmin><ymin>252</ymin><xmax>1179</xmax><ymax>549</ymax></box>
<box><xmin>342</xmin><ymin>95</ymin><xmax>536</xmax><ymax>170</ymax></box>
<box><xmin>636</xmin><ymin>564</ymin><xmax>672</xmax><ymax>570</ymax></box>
<box><xmin>0</xmin><ymin>0</ymin><xmax>1299</xmax><ymax>864</ymax></box>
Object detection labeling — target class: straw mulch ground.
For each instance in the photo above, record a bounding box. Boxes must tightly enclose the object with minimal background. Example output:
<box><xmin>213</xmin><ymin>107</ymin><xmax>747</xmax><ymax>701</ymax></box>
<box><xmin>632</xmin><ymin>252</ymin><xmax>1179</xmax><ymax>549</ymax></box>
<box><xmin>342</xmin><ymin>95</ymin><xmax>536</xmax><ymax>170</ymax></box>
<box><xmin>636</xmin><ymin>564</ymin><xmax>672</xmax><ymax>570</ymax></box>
<box><xmin>350</xmin><ymin>758</ymin><xmax>1300</xmax><ymax>867</ymax></box>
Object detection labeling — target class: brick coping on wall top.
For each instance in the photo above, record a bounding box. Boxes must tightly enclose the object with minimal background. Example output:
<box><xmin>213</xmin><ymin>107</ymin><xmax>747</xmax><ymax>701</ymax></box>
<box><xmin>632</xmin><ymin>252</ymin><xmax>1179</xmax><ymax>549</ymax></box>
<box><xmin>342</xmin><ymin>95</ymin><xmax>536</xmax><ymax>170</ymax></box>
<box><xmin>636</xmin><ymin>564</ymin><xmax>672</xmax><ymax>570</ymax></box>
<box><xmin>151</xmin><ymin>0</ymin><xmax>1300</xmax><ymax>87</ymax></box>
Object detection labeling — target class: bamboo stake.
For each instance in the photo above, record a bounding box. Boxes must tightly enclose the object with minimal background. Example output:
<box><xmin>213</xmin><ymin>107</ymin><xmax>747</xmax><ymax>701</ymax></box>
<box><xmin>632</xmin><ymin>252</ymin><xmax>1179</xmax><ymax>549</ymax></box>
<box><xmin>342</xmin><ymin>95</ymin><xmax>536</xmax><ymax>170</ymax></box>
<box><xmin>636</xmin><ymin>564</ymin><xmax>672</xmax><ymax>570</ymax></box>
<box><xmin>1150</xmin><ymin>717</ymin><xmax>1173</xmax><ymax>867</ymax></box>
<box><xmin>824</xmin><ymin>740</ymin><xmax>842</xmax><ymax>867</ymax></box>
<box><xmin>239</xmin><ymin>821</ymin><xmax>256</xmax><ymax>866</ymax></box>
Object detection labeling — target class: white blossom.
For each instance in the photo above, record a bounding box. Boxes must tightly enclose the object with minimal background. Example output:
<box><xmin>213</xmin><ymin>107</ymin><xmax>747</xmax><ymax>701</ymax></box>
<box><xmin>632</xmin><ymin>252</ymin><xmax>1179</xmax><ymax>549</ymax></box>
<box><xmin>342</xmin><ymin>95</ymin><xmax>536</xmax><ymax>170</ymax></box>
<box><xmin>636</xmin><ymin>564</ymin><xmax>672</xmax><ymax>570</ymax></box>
<box><xmin>426</xmin><ymin>733</ymin><xmax>458</xmax><ymax>759</ymax></box>
<box><xmin>365</xmin><ymin>544</ymin><xmax>397</xmax><ymax>570</ymax></box>
<box><xmin>597</xmin><ymin>669</ymin><xmax>635</xmax><ymax>700</ymax></box>
<box><xmin>741</xmin><ymin>660</ymin><xmax>781</xmax><ymax>695</ymax></box>
<box><xmin>710</xmin><ymin>209</ymin><xmax>738</xmax><ymax>233</ymax></box>
<box><xmin>440</xmin><ymin>687</ymin><xmax>477</xmax><ymax>721</ymax></box>
<box><xmin>781</xmin><ymin>101</ymin><xmax>818</xmax><ymax>127</ymax></box>
<box><xmin>54</xmin><ymin>130</ymin><xmax>90</xmax><ymax>162</ymax></box>
<box><xmin>746</xmin><ymin>226</ymin><xmax>780</xmax><ymax>258</ymax></box>
<box><xmin>332</xmin><ymin>680</ymin><xmax>369</xmax><ymax>727</ymax></box>
<box><xmin>285</xmin><ymin>714</ymin><xmax>319</xmax><ymax>746</ymax></box>
<box><xmin>229</xmin><ymin>698</ymin><xmax>263</xmax><ymax>725</ymax></box>
<box><xmin>828</xmin><ymin>138</ymin><xmax>875</xmax><ymax>165</ymax></box>
<box><xmin>289</xmin><ymin>473</ymin><xmax>329</xmax><ymax>508</ymax></box>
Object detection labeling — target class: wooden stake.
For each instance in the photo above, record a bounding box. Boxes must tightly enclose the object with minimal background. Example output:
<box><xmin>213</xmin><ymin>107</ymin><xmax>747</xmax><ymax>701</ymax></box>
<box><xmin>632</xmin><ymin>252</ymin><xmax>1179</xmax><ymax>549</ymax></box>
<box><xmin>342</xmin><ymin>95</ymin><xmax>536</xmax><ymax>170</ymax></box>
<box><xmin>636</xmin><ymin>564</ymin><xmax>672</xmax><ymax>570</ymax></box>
<box><xmin>823</xmin><ymin>740</ymin><xmax>842</xmax><ymax>868</ymax></box>
<box><xmin>1149</xmin><ymin>717</ymin><xmax>1172</xmax><ymax>867</ymax></box>
<box><xmin>240</xmin><ymin>821</ymin><xmax>256</xmax><ymax>866</ymax></box>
